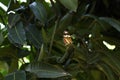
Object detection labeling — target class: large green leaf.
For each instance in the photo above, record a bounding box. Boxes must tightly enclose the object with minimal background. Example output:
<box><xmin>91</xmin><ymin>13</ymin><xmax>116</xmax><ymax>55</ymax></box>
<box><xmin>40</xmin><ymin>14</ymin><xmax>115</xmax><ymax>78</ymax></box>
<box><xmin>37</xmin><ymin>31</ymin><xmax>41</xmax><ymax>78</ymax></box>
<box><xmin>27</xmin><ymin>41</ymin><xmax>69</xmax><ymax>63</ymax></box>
<box><xmin>100</xmin><ymin>17</ymin><xmax>120</xmax><ymax>32</ymax></box>
<box><xmin>8</xmin><ymin>13</ymin><xmax>20</xmax><ymax>28</ymax></box>
<box><xmin>8</xmin><ymin>22</ymin><xmax>26</xmax><ymax>46</ymax></box>
<box><xmin>25</xmin><ymin>24</ymin><xmax>43</xmax><ymax>49</ymax></box>
<box><xmin>25</xmin><ymin>62</ymin><xmax>71</xmax><ymax>78</ymax></box>
<box><xmin>5</xmin><ymin>71</ymin><xmax>26</xmax><ymax>80</ymax></box>
<box><xmin>29</xmin><ymin>1</ymin><xmax>47</xmax><ymax>23</ymax></box>
<box><xmin>59</xmin><ymin>0</ymin><xmax>78</xmax><ymax>12</ymax></box>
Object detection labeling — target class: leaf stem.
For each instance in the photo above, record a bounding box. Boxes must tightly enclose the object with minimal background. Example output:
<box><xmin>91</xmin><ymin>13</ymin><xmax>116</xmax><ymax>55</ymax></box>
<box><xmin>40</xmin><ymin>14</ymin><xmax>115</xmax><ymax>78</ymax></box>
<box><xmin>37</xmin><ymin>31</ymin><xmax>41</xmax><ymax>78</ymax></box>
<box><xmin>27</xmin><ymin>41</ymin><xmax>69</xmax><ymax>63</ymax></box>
<box><xmin>0</xmin><ymin>15</ymin><xmax>6</xmax><ymax>25</ymax></box>
<box><xmin>48</xmin><ymin>18</ymin><xmax>60</xmax><ymax>55</ymax></box>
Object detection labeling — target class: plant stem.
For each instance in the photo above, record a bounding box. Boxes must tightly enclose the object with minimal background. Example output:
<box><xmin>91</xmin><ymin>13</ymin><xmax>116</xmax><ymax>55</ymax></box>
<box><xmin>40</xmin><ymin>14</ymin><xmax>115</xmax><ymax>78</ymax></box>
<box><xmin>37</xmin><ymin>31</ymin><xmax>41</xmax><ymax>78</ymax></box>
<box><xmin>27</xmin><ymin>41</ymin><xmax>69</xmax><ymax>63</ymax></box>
<box><xmin>48</xmin><ymin>18</ymin><xmax>60</xmax><ymax>55</ymax></box>
<box><xmin>0</xmin><ymin>15</ymin><xmax>6</xmax><ymax>25</ymax></box>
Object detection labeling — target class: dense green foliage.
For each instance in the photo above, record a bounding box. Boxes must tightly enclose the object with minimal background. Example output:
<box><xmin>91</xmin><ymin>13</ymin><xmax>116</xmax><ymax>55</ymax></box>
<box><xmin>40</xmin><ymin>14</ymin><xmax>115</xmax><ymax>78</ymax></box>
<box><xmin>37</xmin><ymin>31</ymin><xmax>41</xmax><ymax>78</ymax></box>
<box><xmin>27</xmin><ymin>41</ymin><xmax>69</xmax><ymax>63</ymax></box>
<box><xmin>0</xmin><ymin>0</ymin><xmax>120</xmax><ymax>80</ymax></box>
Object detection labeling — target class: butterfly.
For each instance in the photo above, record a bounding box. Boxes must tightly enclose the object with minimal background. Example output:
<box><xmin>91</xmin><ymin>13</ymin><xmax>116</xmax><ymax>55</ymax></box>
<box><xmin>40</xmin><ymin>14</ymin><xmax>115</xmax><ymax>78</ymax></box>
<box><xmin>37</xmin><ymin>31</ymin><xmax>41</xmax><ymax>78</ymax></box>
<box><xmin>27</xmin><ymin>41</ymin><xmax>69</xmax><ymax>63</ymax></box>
<box><xmin>63</xmin><ymin>31</ymin><xmax>73</xmax><ymax>46</ymax></box>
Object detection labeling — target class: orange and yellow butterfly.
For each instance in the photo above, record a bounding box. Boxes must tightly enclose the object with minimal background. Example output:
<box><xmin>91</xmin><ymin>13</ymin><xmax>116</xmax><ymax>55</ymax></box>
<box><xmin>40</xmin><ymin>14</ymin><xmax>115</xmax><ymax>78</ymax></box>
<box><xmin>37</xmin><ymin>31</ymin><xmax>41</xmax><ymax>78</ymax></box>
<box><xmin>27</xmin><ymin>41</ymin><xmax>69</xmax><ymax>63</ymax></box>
<box><xmin>63</xmin><ymin>31</ymin><xmax>73</xmax><ymax>46</ymax></box>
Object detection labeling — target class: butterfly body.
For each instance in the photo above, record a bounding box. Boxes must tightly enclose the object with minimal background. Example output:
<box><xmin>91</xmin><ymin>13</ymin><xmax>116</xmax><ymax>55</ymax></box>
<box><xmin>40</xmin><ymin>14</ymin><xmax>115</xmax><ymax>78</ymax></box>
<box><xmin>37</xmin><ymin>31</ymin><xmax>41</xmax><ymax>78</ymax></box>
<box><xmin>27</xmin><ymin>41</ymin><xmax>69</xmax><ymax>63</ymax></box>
<box><xmin>63</xmin><ymin>31</ymin><xmax>73</xmax><ymax>46</ymax></box>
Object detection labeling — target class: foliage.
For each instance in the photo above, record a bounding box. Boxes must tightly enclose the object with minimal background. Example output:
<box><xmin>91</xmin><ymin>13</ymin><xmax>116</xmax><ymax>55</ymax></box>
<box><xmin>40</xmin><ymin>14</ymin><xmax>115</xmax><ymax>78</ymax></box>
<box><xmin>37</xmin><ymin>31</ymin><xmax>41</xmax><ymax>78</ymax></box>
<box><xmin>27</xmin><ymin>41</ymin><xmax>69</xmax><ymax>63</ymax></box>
<box><xmin>0</xmin><ymin>0</ymin><xmax>120</xmax><ymax>80</ymax></box>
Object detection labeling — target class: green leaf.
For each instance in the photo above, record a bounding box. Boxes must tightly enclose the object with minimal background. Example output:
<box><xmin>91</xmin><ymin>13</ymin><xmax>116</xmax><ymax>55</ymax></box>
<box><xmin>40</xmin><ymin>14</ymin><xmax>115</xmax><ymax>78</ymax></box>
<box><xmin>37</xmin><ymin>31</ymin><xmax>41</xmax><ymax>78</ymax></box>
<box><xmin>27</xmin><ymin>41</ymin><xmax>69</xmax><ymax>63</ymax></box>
<box><xmin>100</xmin><ymin>17</ymin><xmax>120</xmax><ymax>32</ymax></box>
<box><xmin>7</xmin><ymin>0</ymin><xmax>20</xmax><ymax>12</ymax></box>
<box><xmin>0</xmin><ymin>73</ymin><xmax>4</xmax><ymax>80</ymax></box>
<box><xmin>38</xmin><ymin>44</ymin><xmax>45</xmax><ymax>62</ymax></box>
<box><xmin>102</xmin><ymin>0</ymin><xmax>109</xmax><ymax>8</ymax></box>
<box><xmin>0</xmin><ymin>0</ymin><xmax>10</xmax><ymax>6</ymax></box>
<box><xmin>8</xmin><ymin>59</ymin><xmax>18</xmax><ymax>73</ymax></box>
<box><xmin>74</xmin><ymin>47</ymin><xmax>86</xmax><ymax>61</ymax></box>
<box><xmin>56</xmin><ymin>12</ymin><xmax>73</xmax><ymax>35</ymax></box>
<box><xmin>59</xmin><ymin>0</ymin><xmax>78</xmax><ymax>12</ymax></box>
<box><xmin>102</xmin><ymin>36</ymin><xmax>120</xmax><ymax>46</ymax></box>
<box><xmin>41</xmin><ymin>28</ymin><xmax>48</xmax><ymax>44</ymax></box>
<box><xmin>87</xmin><ymin>53</ymin><xmax>100</xmax><ymax>64</ymax></box>
<box><xmin>91</xmin><ymin>22</ymin><xmax>102</xmax><ymax>38</ymax></box>
<box><xmin>0</xmin><ymin>32</ymin><xmax>4</xmax><ymax>44</ymax></box>
<box><xmin>82</xmin><ymin>14</ymin><xmax>110</xmax><ymax>31</ymax></box>
<box><xmin>17</xmin><ymin>49</ymin><xmax>30</xmax><ymax>58</ymax></box>
<box><xmin>25</xmin><ymin>62</ymin><xmax>71</xmax><ymax>78</ymax></box>
<box><xmin>8</xmin><ymin>22</ymin><xmax>26</xmax><ymax>46</ymax></box>
<box><xmin>58</xmin><ymin>44</ymin><xmax>74</xmax><ymax>64</ymax></box>
<box><xmin>0</xmin><ymin>9</ymin><xmax>5</xmax><ymax>22</ymax></box>
<box><xmin>97</xmin><ymin>63</ymin><xmax>116</xmax><ymax>80</ymax></box>
<box><xmin>0</xmin><ymin>61</ymin><xmax>8</xmax><ymax>76</ymax></box>
<box><xmin>0</xmin><ymin>46</ymin><xmax>17</xmax><ymax>58</ymax></box>
<box><xmin>25</xmin><ymin>24</ymin><xmax>43</xmax><ymax>49</ymax></box>
<box><xmin>5</xmin><ymin>71</ymin><xmax>26</xmax><ymax>80</ymax></box>
<box><xmin>8</xmin><ymin>13</ymin><xmax>20</xmax><ymax>28</ymax></box>
<box><xmin>101</xmin><ymin>51</ymin><xmax>120</xmax><ymax>75</ymax></box>
<box><xmin>29</xmin><ymin>1</ymin><xmax>47</xmax><ymax>23</ymax></box>
<box><xmin>90</xmin><ymin>70</ymin><xmax>102</xmax><ymax>80</ymax></box>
